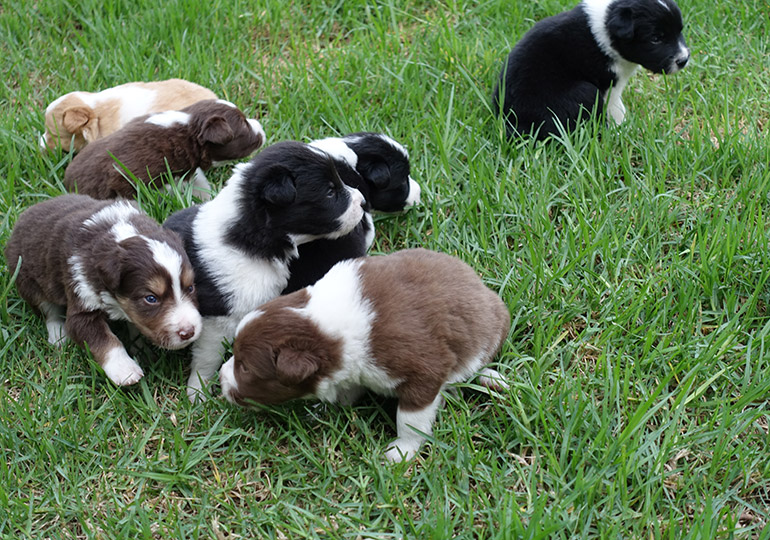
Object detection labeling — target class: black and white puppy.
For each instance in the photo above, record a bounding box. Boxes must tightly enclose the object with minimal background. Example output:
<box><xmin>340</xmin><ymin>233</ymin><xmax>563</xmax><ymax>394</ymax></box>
<box><xmin>282</xmin><ymin>132</ymin><xmax>421</xmax><ymax>293</ymax></box>
<box><xmin>4</xmin><ymin>194</ymin><xmax>202</xmax><ymax>386</ymax></box>
<box><xmin>163</xmin><ymin>141</ymin><xmax>366</xmax><ymax>401</ymax></box>
<box><xmin>493</xmin><ymin>0</ymin><xmax>690</xmax><ymax>140</ymax></box>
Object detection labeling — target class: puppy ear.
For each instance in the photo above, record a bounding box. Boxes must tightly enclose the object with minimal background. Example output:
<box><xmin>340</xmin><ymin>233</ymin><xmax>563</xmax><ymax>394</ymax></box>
<box><xmin>361</xmin><ymin>160</ymin><xmax>391</xmax><ymax>189</ymax></box>
<box><xmin>95</xmin><ymin>249</ymin><xmax>122</xmax><ymax>291</ymax></box>
<box><xmin>607</xmin><ymin>6</ymin><xmax>634</xmax><ymax>40</ymax></box>
<box><xmin>200</xmin><ymin>116</ymin><xmax>235</xmax><ymax>145</ymax></box>
<box><xmin>274</xmin><ymin>349</ymin><xmax>320</xmax><ymax>385</ymax></box>
<box><xmin>62</xmin><ymin>106</ymin><xmax>93</xmax><ymax>134</ymax></box>
<box><xmin>261</xmin><ymin>166</ymin><xmax>297</xmax><ymax>206</ymax></box>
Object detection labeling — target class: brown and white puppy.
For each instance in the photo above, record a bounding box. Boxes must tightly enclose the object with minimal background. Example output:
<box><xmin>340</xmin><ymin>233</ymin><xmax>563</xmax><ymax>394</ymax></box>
<box><xmin>64</xmin><ymin>99</ymin><xmax>265</xmax><ymax>200</ymax></box>
<box><xmin>220</xmin><ymin>248</ymin><xmax>510</xmax><ymax>462</ymax></box>
<box><xmin>40</xmin><ymin>79</ymin><xmax>217</xmax><ymax>153</ymax></box>
<box><xmin>4</xmin><ymin>194</ymin><xmax>202</xmax><ymax>386</ymax></box>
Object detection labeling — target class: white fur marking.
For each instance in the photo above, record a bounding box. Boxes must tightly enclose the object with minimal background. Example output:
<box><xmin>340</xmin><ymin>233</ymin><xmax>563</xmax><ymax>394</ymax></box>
<box><xmin>219</xmin><ymin>356</ymin><xmax>239</xmax><ymax>403</ymax></box>
<box><xmin>111</xmin><ymin>221</ymin><xmax>138</xmax><ymax>242</ymax></box>
<box><xmin>102</xmin><ymin>346</ymin><xmax>144</xmax><ymax>386</ymax></box>
<box><xmin>247</xmin><ymin>118</ymin><xmax>265</xmax><ymax>140</ymax></box>
<box><xmin>83</xmin><ymin>201</ymin><xmax>139</xmax><ymax>228</ymax></box>
<box><xmin>69</xmin><ymin>255</ymin><xmax>102</xmax><ymax>311</ymax></box>
<box><xmin>309</xmin><ymin>138</ymin><xmax>359</xmax><ymax>169</ymax></box>
<box><xmin>216</xmin><ymin>99</ymin><xmax>237</xmax><ymax>108</ymax></box>
<box><xmin>235</xmin><ymin>310</ymin><xmax>265</xmax><ymax>337</ymax></box>
<box><xmin>145</xmin><ymin>110</ymin><xmax>191</xmax><ymax>128</ymax></box>
<box><xmin>405</xmin><ymin>177</ymin><xmax>421</xmax><ymax>208</ymax></box>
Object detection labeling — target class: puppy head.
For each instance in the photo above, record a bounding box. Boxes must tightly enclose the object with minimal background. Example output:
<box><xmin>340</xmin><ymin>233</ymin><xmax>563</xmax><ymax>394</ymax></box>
<box><xmin>185</xmin><ymin>99</ymin><xmax>265</xmax><ymax>163</ymax></box>
<box><xmin>221</xmin><ymin>297</ymin><xmax>342</xmax><ymax>406</ymax></box>
<box><xmin>342</xmin><ymin>133</ymin><xmax>421</xmax><ymax>212</ymax></box>
<box><xmin>605</xmin><ymin>0</ymin><xmax>690</xmax><ymax>74</ymax></box>
<box><xmin>235</xmin><ymin>141</ymin><xmax>366</xmax><ymax>244</ymax></box>
<box><xmin>41</xmin><ymin>93</ymin><xmax>98</xmax><ymax>153</ymax></box>
<box><xmin>95</xmin><ymin>232</ymin><xmax>202</xmax><ymax>350</ymax></box>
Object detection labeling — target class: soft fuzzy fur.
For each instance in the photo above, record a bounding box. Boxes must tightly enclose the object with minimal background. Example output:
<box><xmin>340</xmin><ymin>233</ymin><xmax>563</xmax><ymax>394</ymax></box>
<box><xmin>41</xmin><ymin>79</ymin><xmax>217</xmax><ymax>153</ymax></box>
<box><xmin>220</xmin><ymin>248</ymin><xmax>510</xmax><ymax>462</ymax></box>
<box><xmin>163</xmin><ymin>141</ymin><xmax>366</xmax><ymax>401</ymax></box>
<box><xmin>64</xmin><ymin>99</ymin><xmax>265</xmax><ymax>200</ymax></box>
<box><xmin>493</xmin><ymin>0</ymin><xmax>690</xmax><ymax>140</ymax></box>
<box><xmin>282</xmin><ymin>132</ymin><xmax>421</xmax><ymax>293</ymax></box>
<box><xmin>4</xmin><ymin>194</ymin><xmax>202</xmax><ymax>386</ymax></box>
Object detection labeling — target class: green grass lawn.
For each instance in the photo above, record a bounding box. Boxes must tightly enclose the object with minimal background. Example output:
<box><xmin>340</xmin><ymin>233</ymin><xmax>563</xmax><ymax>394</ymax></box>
<box><xmin>1</xmin><ymin>0</ymin><xmax>769</xmax><ymax>537</ymax></box>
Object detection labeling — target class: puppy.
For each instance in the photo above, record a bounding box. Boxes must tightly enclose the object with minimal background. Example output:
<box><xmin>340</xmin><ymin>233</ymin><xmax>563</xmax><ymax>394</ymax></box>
<box><xmin>282</xmin><ymin>132</ymin><xmax>421</xmax><ymax>293</ymax></box>
<box><xmin>163</xmin><ymin>141</ymin><xmax>366</xmax><ymax>401</ymax></box>
<box><xmin>41</xmin><ymin>79</ymin><xmax>217</xmax><ymax>153</ymax></box>
<box><xmin>220</xmin><ymin>248</ymin><xmax>510</xmax><ymax>462</ymax></box>
<box><xmin>4</xmin><ymin>194</ymin><xmax>202</xmax><ymax>386</ymax></box>
<box><xmin>493</xmin><ymin>0</ymin><xmax>690</xmax><ymax>140</ymax></box>
<box><xmin>63</xmin><ymin>99</ymin><xmax>265</xmax><ymax>200</ymax></box>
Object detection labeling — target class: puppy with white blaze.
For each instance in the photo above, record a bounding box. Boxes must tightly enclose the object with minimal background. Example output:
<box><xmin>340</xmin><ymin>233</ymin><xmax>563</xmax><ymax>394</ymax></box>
<box><xmin>163</xmin><ymin>141</ymin><xmax>366</xmax><ymax>402</ymax></box>
<box><xmin>4</xmin><ymin>194</ymin><xmax>202</xmax><ymax>387</ymax></box>
<box><xmin>493</xmin><ymin>0</ymin><xmax>690</xmax><ymax>140</ymax></box>
<box><xmin>220</xmin><ymin>249</ymin><xmax>511</xmax><ymax>462</ymax></box>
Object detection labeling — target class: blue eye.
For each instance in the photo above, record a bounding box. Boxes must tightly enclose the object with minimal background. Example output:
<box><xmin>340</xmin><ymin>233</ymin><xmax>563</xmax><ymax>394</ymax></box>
<box><xmin>187</xmin><ymin>285</ymin><xmax>195</xmax><ymax>294</ymax></box>
<box><xmin>145</xmin><ymin>295</ymin><xmax>158</xmax><ymax>304</ymax></box>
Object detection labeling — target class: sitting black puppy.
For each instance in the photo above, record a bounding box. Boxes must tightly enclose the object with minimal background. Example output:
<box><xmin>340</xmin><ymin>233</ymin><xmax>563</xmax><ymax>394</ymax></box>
<box><xmin>493</xmin><ymin>0</ymin><xmax>690</xmax><ymax>140</ymax></box>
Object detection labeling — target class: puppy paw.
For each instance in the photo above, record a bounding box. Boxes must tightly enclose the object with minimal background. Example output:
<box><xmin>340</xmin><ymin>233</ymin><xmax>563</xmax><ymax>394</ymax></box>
<box><xmin>187</xmin><ymin>382</ymin><xmax>208</xmax><ymax>404</ymax></box>
<box><xmin>478</xmin><ymin>368</ymin><xmax>509</xmax><ymax>391</ymax></box>
<box><xmin>102</xmin><ymin>347</ymin><xmax>144</xmax><ymax>386</ymax></box>
<box><xmin>46</xmin><ymin>321</ymin><xmax>69</xmax><ymax>348</ymax></box>
<box><xmin>384</xmin><ymin>439</ymin><xmax>421</xmax><ymax>462</ymax></box>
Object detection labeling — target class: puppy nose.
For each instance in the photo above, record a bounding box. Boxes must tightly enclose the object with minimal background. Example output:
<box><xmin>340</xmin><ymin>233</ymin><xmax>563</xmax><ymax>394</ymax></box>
<box><xmin>178</xmin><ymin>326</ymin><xmax>196</xmax><ymax>341</ymax></box>
<box><xmin>676</xmin><ymin>54</ymin><xmax>689</xmax><ymax>69</ymax></box>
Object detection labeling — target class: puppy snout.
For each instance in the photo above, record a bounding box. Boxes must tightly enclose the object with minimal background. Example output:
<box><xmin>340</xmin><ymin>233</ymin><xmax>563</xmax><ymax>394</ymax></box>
<box><xmin>177</xmin><ymin>326</ymin><xmax>196</xmax><ymax>341</ymax></box>
<box><xmin>676</xmin><ymin>53</ymin><xmax>690</xmax><ymax>69</ymax></box>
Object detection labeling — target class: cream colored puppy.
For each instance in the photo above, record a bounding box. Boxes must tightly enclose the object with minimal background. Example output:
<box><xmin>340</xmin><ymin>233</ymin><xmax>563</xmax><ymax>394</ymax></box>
<box><xmin>40</xmin><ymin>79</ymin><xmax>217</xmax><ymax>152</ymax></box>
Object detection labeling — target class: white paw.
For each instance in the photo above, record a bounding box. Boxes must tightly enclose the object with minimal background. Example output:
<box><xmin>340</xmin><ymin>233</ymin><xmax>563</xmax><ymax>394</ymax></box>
<box><xmin>384</xmin><ymin>438</ymin><xmax>421</xmax><ymax>462</ymax></box>
<box><xmin>102</xmin><ymin>347</ymin><xmax>144</xmax><ymax>386</ymax></box>
<box><xmin>46</xmin><ymin>321</ymin><xmax>69</xmax><ymax>347</ymax></box>
<box><xmin>608</xmin><ymin>100</ymin><xmax>626</xmax><ymax>125</ymax></box>
<box><xmin>478</xmin><ymin>368</ymin><xmax>509</xmax><ymax>391</ymax></box>
<box><xmin>187</xmin><ymin>378</ymin><xmax>208</xmax><ymax>403</ymax></box>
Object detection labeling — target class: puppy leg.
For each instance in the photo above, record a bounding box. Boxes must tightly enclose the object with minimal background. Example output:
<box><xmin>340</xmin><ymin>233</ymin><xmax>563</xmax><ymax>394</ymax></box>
<box><xmin>187</xmin><ymin>324</ymin><xmax>227</xmax><ymax>402</ymax></box>
<box><xmin>385</xmin><ymin>392</ymin><xmax>444</xmax><ymax>462</ymax></box>
<box><xmin>191</xmin><ymin>168</ymin><xmax>213</xmax><ymax>201</ymax></box>
<box><xmin>606</xmin><ymin>86</ymin><xmax>626</xmax><ymax>125</ymax></box>
<box><xmin>65</xmin><ymin>310</ymin><xmax>144</xmax><ymax>385</ymax></box>
<box><xmin>39</xmin><ymin>301</ymin><xmax>68</xmax><ymax>347</ymax></box>
<box><xmin>477</xmin><ymin>368</ymin><xmax>509</xmax><ymax>391</ymax></box>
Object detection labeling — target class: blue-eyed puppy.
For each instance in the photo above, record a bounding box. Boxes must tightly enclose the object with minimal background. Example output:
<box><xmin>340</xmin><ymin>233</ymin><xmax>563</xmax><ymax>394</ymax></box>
<box><xmin>220</xmin><ymin>249</ymin><xmax>510</xmax><ymax>462</ymax></box>
<box><xmin>5</xmin><ymin>194</ymin><xmax>202</xmax><ymax>386</ymax></box>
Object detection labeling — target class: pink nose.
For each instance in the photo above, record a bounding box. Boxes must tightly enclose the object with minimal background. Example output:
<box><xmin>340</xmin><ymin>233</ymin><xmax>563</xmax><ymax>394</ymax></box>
<box><xmin>178</xmin><ymin>327</ymin><xmax>195</xmax><ymax>341</ymax></box>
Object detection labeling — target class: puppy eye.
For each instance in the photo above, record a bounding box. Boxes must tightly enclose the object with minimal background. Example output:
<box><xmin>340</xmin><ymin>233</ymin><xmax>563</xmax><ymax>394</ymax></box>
<box><xmin>144</xmin><ymin>295</ymin><xmax>159</xmax><ymax>305</ymax></box>
<box><xmin>187</xmin><ymin>284</ymin><xmax>195</xmax><ymax>294</ymax></box>
<box><xmin>650</xmin><ymin>34</ymin><xmax>663</xmax><ymax>44</ymax></box>
<box><xmin>327</xmin><ymin>184</ymin><xmax>336</xmax><ymax>198</ymax></box>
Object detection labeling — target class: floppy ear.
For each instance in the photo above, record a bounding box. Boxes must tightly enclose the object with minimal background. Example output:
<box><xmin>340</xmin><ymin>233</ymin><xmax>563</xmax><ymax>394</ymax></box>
<box><xmin>607</xmin><ymin>6</ymin><xmax>634</xmax><ymax>40</ymax></box>
<box><xmin>62</xmin><ymin>106</ymin><xmax>93</xmax><ymax>135</ymax></box>
<box><xmin>274</xmin><ymin>348</ymin><xmax>320</xmax><ymax>385</ymax></box>
<box><xmin>200</xmin><ymin>116</ymin><xmax>234</xmax><ymax>145</ymax></box>
<box><xmin>261</xmin><ymin>166</ymin><xmax>296</xmax><ymax>206</ymax></box>
<box><xmin>95</xmin><ymin>249</ymin><xmax>123</xmax><ymax>291</ymax></box>
<box><xmin>362</xmin><ymin>159</ymin><xmax>391</xmax><ymax>189</ymax></box>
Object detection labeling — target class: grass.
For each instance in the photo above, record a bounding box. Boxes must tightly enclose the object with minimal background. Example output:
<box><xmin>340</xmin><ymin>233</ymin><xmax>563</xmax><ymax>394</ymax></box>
<box><xmin>1</xmin><ymin>0</ymin><xmax>769</xmax><ymax>537</ymax></box>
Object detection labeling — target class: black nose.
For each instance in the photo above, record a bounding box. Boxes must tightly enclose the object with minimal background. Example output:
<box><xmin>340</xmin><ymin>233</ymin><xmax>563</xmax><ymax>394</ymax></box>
<box><xmin>676</xmin><ymin>55</ymin><xmax>689</xmax><ymax>69</ymax></box>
